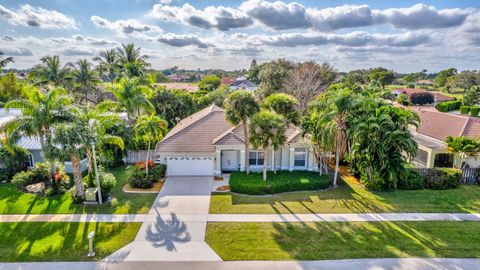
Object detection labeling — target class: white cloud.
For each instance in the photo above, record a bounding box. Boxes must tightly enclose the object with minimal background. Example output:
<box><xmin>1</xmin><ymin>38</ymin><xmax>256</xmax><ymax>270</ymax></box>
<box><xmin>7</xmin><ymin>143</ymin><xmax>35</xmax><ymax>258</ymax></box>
<box><xmin>0</xmin><ymin>4</ymin><xmax>77</xmax><ymax>29</ymax></box>
<box><xmin>91</xmin><ymin>15</ymin><xmax>163</xmax><ymax>35</ymax></box>
<box><xmin>240</xmin><ymin>0</ymin><xmax>310</xmax><ymax>30</ymax></box>
<box><xmin>156</xmin><ymin>33</ymin><xmax>210</xmax><ymax>48</ymax></box>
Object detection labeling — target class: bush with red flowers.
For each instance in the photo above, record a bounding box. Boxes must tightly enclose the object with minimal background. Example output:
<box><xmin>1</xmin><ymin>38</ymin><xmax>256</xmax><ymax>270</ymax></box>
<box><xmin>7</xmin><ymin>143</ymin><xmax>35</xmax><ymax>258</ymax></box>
<box><xmin>127</xmin><ymin>160</ymin><xmax>162</xmax><ymax>188</ymax></box>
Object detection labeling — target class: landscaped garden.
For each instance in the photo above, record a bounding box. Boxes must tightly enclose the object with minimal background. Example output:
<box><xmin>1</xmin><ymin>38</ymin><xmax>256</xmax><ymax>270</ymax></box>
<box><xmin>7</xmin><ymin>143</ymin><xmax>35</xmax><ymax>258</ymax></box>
<box><xmin>0</xmin><ymin>222</ymin><xmax>141</xmax><ymax>261</ymax></box>
<box><xmin>210</xmin><ymin>169</ymin><xmax>480</xmax><ymax>214</ymax></box>
<box><xmin>0</xmin><ymin>166</ymin><xmax>157</xmax><ymax>214</ymax></box>
<box><xmin>206</xmin><ymin>221</ymin><xmax>480</xmax><ymax>260</ymax></box>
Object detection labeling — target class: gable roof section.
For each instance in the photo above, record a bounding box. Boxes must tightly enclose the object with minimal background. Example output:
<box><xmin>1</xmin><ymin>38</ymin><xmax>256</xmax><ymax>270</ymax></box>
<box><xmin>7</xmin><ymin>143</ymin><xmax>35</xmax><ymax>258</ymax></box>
<box><xmin>416</xmin><ymin>110</ymin><xmax>480</xmax><ymax>141</ymax></box>
<box><xmin>212</xmin><ymin>124</ymin><xmax>303</xmax><ymax>145</ymax></box>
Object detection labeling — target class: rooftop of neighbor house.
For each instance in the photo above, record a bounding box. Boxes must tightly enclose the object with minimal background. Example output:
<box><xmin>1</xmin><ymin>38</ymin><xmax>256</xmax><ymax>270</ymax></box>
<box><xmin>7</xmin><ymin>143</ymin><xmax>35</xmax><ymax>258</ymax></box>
<box><xmin>0</xmin><ymin>108</ymin><xmax>21</xmax><ymax>128</ymax></box>
<box><xmin>157</xmin><ymin>82</ymin><xmax>199</xmax><ymax>93</ymax></box>
<box><xmin>413</xmin><ymin>108</ymin><xmax>480</xmax><ymax>141</ymax></box>
<box><xmin>393</xmin><ymin>88</ymin><xmax>454</xmax><ymax>102</ymax></box>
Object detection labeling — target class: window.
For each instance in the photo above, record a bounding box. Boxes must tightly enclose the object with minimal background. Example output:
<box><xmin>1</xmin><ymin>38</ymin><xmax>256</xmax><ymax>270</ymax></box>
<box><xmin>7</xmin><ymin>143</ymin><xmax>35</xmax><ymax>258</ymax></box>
<box><xmin>434</xmin><ymin>153</ymin><xmax>454</xmax><ymax>168</ymax></box>
<box><xmin>25</xmin><ymin>153</ymin><xmax>34</xmax><ymax>168</ymax></box>
<box><xmin>249</xmin><ymin>151</ymin><xmax>264</xmax><ymax>166</ymax></box>
<box><xmin>294</xmin><ymin>148</ymin><xmax>306</xmax><ymax>167</ymax></box>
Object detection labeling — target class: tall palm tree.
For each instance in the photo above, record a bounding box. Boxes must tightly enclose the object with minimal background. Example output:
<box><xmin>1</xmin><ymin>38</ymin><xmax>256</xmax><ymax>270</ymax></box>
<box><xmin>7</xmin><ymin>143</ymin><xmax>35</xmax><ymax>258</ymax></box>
<box><xmin>262</xmin><ymin>93</ymin><xmax>300</xmax><ymax>125</ymax></box>
<box><xmin>249</xmin><ymin>110</ymin><xmax>287</xmax><ymax>181</ymax></box>
<box><xmin>94</xmin><ymin>49</ymin><xmax>118</xmax><ymax>82</ymax></box>
<box><xmin>3</xmin><ymin>87</ymin><xmax>74</xmax><ymax>178</ymax></box>
<box><xmin>70</xmin><ymin>59</ymin><xmax>100</xmax><ymax>104</ymax></box>
<box><xmin>0</xmin><ymin>51</ymin><xmax>14</xmax><ymax>70</ymax></box>
<box><xmin>117</xmin><ymin>44</ymin><xmax>149</xmax><ymax>78</ymax></box>
<box><xmin>134</xmin><ymin>114</ymin><xmax>168</xmax><ymax>175</ymax></box>
<box><xmin>31</xmin><ymin>55</ymin><xmax>72</xmax><ymax>87</ymax></box>
<box><xmin>106</xmin><ymin>77</ymin><xmax>155</xmax><ymax>123</ymax></box>
<box><xmin>225</xmin><ymin>91</ymin><xmax>259</xmax><ymax>174</ymax></box>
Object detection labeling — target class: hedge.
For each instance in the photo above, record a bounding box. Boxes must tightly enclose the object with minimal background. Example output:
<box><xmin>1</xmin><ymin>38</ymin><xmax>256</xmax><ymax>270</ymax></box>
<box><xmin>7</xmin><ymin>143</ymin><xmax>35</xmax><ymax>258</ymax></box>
<box><xmin>436</xmin><ymin>100</ymin><xmax>462</xmax><ymax>112</ymax></box>
<box><xmin>229</xmin><ymin>171</ymin><xmax>331</xmax><ymax>195</ymax></box>
<box><xmin>471</xmin><ymin>106</ymin><xmax>480</xmax><ymax>117</ymax></box>
<box><xmin>409</xmin><ymin>92</ymin><xmax>434</xmax><ymax>105</ymax></box>
<box><xmin>408</xmin><ymin>168</ymin><xmax>462</xmax><ymax>190</ymax></box>
<box><xmin>460</xmin><ymin>106</ymin><xmax>471</xmax><ymax>115</ymax></box>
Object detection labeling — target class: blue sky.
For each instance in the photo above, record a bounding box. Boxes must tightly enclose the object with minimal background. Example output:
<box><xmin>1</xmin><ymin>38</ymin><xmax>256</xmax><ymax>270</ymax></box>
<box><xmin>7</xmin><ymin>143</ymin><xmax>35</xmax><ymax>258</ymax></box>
<box><xmin>1</xmin><ymin>0</ymin><xmax>480</xmax><ymax>72</ymax></box>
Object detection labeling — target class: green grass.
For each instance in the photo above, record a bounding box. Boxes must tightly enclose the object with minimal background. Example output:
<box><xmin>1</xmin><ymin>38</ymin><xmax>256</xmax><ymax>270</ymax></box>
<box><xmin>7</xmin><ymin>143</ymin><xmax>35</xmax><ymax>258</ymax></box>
<box><xmin>206</xmin><ymin>221</ymin><xmax>480</xmax><ymax>260</ymax></box>
<box><xmin>0</xmin><ymin>222</ymin><xmax>141</xmax><ymax>261</ymax></box>
<box><xmin>0</xmin><ymin>166</ymin><xmax>157</xmax><ymax>214</ymax></box>
<box><xmin>229</xmin><ymin>171</ymin><xmax>330</xmax><ymax>195</ymax></box>
<box><xmin>211</xmin><ymin>173</ymin><xmax>480</xmax><ymax>214</ymax></box>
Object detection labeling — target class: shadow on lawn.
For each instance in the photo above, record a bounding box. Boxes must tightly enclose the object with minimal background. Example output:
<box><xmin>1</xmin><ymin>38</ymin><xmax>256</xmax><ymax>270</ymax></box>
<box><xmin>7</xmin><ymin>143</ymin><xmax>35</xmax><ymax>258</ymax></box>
<box><xmin>271</xmin><ymin>221</ymin><xmax>480</xmax><ymax>260</ymax></box>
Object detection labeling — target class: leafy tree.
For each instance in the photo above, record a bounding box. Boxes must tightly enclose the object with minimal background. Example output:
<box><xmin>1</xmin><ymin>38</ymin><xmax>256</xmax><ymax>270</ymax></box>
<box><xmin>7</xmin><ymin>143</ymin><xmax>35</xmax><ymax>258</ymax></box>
<box><xmin>409</xmin><ymin>92</ymin><xmax>434</xmax><ymax>105</ymax></box>
<box><xmin>94</xmin><ymin>49</ymin><xmax>118</xmax><ymax>82</ymax></box>
<box><xmin>196</xmin><ymin>85</ymin><xmax>230</xmax><ymax>108</ymax></box>
<box><xmin>0</xmin><ymin>72</ymin><xmax>23</xmax><ymax>104</ymax></box>
<box><xmin>463</xmin><ymin>86</ymin><xmax>480</xmax><ymax>106</ymax></box>
<box><xmin>249</xmin><ymin>110</ymin><xmax>287</xmax><ymax>180</ymax></box>
<box><xmin>199</xmin><ymin>75</ymin><xmax>221</xmax><ymax>91</ymax></box>
<box><xmin>134</xmin><ymin>114</ymin><xmax>168</xmax><ymax>175</ymax></box>
<box><xmin>151</xmin><ymin>88</ymin><xmax>198</xmax><ymax>127</ymax></box>
<box><xmin>106</xmin><ymin>77</ymin><xmax>154</xmax><ymax>123</ymax></box>
<box><xmin>369</xmin><ymin>67</ymin><xmax>395</xmax><ymax>87</ymax></box>
<box><xmin>0</xmin><ymin>146</ymin><xmax>30</xmax><ymax>182</ymax></box>
<box><xmin>70</xmin><ymin>59</ymin><xmax>100</xmax><ymax>104</ymax></box>
<box><xmin>434</xmin><ymin>68</ymin><xmax>457</xmax><ymax>88</ymax></box>
<box><xmin>3</xmin><ymin>87</ymin><xmax>74</xmax><ymax>178</ymax></box>
<box><xmin>403</xmin><ymin>74</ymin><xmax>416</xmax><ymax>84</ymax></box>
<box><xmin>284</xmin><ymin>61</ymin><xmax>337</xmax><ymax>113</ymax></box>
<box><xmin>225</xmin><ymin>91</ymin><xmax>260</xmax><ymax>174</ymax></box>
<box><xmin>258</xmin><ymin>59</ymin><xmax>294</xmax><ymax>97</ymax></box>
<box><xmin>247</xmin><ymin>59</ymin><xmax>261</xmax><ymax>83</ymax></box>
<box><xmin>448</xmin><ymin>71</ymin><xmax>480</xmax><ymax>91</ymax></box>
<box><xmin>0</xmin><ymin>51</ymin><xmax>13</xmax><ymax>70</ymax></box>
<box><xmin>343</xmin><ymin>69</ymin><xmax>369</xmax><ymax>86</ymax></box>
<box><xmin>31</xmin><ymin>55</ymin><xmax>72</xmax><ymax>87</ymax></box>
<box><xmin>263</xmin><ymin>93</ymin><xmax>300</xmax><ymax>125</ymax></box>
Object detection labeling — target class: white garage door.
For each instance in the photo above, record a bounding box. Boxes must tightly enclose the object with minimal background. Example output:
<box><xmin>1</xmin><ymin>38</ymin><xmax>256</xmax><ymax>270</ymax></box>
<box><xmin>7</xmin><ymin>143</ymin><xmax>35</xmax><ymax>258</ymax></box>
<box><xmin>167</xmin><ymin>156</ymin><xmax>214</xmax><ymax>176</ymax></box>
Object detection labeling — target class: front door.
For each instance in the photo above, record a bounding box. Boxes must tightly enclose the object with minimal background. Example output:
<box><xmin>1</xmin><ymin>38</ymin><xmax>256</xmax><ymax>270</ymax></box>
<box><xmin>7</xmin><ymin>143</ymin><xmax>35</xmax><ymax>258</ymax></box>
<box><xmin>221</xmin><ymin>150</ymin><xmax>237</xmax><ymax>171</ymax></box>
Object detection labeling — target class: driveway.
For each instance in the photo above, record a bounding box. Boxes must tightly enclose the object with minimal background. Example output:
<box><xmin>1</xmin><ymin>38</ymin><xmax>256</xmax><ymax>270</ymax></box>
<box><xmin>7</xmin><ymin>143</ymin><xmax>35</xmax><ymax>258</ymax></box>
<box><xmin>105</xmin><ymin>176</ymin><xmax>221</xmax><ymax>262</ymax></box>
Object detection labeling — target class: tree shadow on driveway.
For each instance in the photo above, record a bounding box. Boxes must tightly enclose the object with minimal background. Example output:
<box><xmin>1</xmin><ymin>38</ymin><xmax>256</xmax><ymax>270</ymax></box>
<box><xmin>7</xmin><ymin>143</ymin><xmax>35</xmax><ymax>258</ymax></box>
<box><xmin>145</xmin><ymin>209</ymin><xmax>191</xmax><ymax>251</ymax></box>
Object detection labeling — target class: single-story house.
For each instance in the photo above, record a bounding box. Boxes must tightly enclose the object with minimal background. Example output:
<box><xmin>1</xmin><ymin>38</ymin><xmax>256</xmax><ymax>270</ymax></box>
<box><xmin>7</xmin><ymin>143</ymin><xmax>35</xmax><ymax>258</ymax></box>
<box><xmin>221</xmin><ymin>76</ymin><xmax>236</xmax><ymax>86</ymax></box>
<box><xmin>410</xmin><ymin>108</ymin><xmax>480</xmax><ymax>169</ymax></box>
<box><xmin>392</xmin><ymin>88</ymin><xmax>454</xmax><ymax>104</ymax></box>
<box><xmin>0</xmin><ymin>108</ymin><xmax>87</xmax><ymax>173</ymax></box>
<box><xmin>155</xmin><ymin>104</ymin><xmax>318</xmax><ymax>176</ymax></box>
<box><xmin>230</xmin><ymin>77</ymin><xmax>258</xmax><ymax>92</ymax></box>
<box><xmin>157</xmin><ymin>82</ymin><xmax>199</xmax><ymax>93</ymax></box>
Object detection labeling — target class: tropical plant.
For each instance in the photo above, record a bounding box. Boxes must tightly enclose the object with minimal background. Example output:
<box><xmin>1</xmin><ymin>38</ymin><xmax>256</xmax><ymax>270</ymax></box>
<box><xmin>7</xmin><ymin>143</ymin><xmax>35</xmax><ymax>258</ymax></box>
<box><xmin>151</xmin><ymin>88</ymin><xmax>198</xmax><ymax>127</ymax></box>
<box><xmin>225</xmin><ymin>91</ymin><xmax>260</xmax><ymax>174</ymax></box>
<box><xmin>0</xmin><ymin>72</ymin><xmax>23</xmax><ymax>104</ymax></box>
<box><xmin>263</xmin><ymin>93</ymin><xmax>300</xmax><ymax>125</ymax></box>
<box><xmin>0</xmin><ymin>51</ymin><xmax>13</xmax><ymax>70</ymax></box>
<box><xmin>117</xmin><ymin>43</ymin><xmax>149</xmax><ymax>77</ymax></box>
<box><xmin>446</xmin><ymin>136</ymin><xmax>480</xmax><ymax>169</ymax></box>
<box><xmin>134</xmin><ymin>114</ymin><xmax>168</xmax><ymax>175</ymax></box>
<box><xmin>198</xmin><ymin>75</ymin><xmax>221</xmax><ymax>91</ymax></box>
<box><xmin>106</xmin><ymin>77</ymin><xmax>154</xmax><ymax>123</ymax></box>
<box><xmin>30</xmin><ymin>55</ymin><xmax>72</xmax><ymax>87</ymax></box>
<box><xmin>94</xmin><ymin>49</ymin><xmax>118</xmax><ymax>82</ymax></box>
<box><xmin>3</xmin><ymin>87</ymin><xmax>74</xmax><ymax>178</ymax></box>
<box><xmin>70</xmin><ymin>59</ymin><xmax>100</xmax><ymax>104</ymax></box>
<box><xmin>249</xmin><ymin>110</ymin><xmax>287</xmax><ymax>180</ymax></box>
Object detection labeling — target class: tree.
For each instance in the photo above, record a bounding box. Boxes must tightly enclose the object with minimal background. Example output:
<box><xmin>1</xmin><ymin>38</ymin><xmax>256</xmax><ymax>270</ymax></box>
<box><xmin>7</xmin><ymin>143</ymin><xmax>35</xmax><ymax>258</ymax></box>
<box><xmin>117</xmin><ymin>43</ymin><xmax>149</xmax><ymax>77</ymax></box>
<box><xmin>247</xmin><ymin>59</ymin><xmax>261</xmax><ymax>84</ymax></box>
<box><xmin>134</xmin><ymin>114</ymin><xmax>168</xmax><ymax>175</ymax></box>
<box><xmin>0</xmin><ymin>72</ymin><xmax>23</xmax><ymax>104</ymax></box>
<box><xmin>249</xmin><ymin>110</ymin><xmax>287</xmax><ymax>180</ymax></box>
<box><xmin>151</xmin><ymin>88</ymin><xmax>197</xmax><ymax>127</ymax></box>
<box><xmin>94</xmin><ymin>49</ymin><xmax>118</xmax><ymax>82</ymax></box>
<box><xmin>263</xmin><ymin>93</ymin><xmax>300</xmax><ymax>125</ymax></box>
<box><xmin>31</xmin><ymin>55</ymin><xmax>72</xmax><ymax>87</ymax></box>
<box><xmin>3</xmin><ymin>87</ymin><xmax>73</xmax><ymax>178</ymax></box>
<box><xmin>448</xmin><ymin>71</ymin><xmax>480</xmax><ymax>91</ymax></box>
<box><xmin>409</xmin><ymin>92</ymin><xmax>434</xmax><ymax>105</ymax></box>
<box><xmin>343</xmin><ymin>69</ymin><xmax>369</xmax><ymax>86</ymax></box>
<box><xmin>284</xmin><ymin>61</ymin><xmax>337</xmax><ymax>113</ymax></box>
<box><xmin>369</xmin><ymin>67</ymin><xmax>395</xmax><ymax>87</ymax></box>
<box><xmin>446</xmin><ymin>136</ymin><xmax>480</xmax><ymax>169</ymax></box>
<box><xmin>198</xmin><ymin>75</ymin><xmax>221</xmax><ymax>91</ymax></box>
<box><xmin>435</xmin><ymin>68</ymin><xmax>457</xmax><ymax>88</ymax></box>
<box><xmin>463</xmin><ymin>86</ymin><xmax>480</xmax><ymax>106</ymax></box>
<box><xmin>0</xmin><ymin>51</ymin><xmax>13</xmax><ymax>70</ymax></box>
<box><xmin>225</xmin><ymin>91</ymin><xmax>260</xmax><ymax>174</ymax></box>
<box><xmin>106</xmin><ymin>77</ymin><xmax>154</xmax><ymax>123</ymax></box>
<box><xmin>71</xmin><ymin>59</ymin><xmax>100</xmax><ymax>104</ymax></box>
<box><xmin>258</xmin><ymin>59</ymin><xmax>294</xmax><ymax>97</ymax></box>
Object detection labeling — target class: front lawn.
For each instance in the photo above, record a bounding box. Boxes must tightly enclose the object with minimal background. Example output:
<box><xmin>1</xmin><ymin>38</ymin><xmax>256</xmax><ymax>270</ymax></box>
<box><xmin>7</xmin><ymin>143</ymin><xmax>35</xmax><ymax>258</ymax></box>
<box><xmin>210</xmin><ymin>171</ymin><xmax>480</xmax><ymax>214</ymax></box>
<box><xmin>229</xmin><ymin>171</ymin><xmax>330</xmax><ymax>195</ymax></box>
<box><xmin>206</xmin><ymin>221</ymin><xmax>480</xmax><ymax>260</ymax></box>
<box><xmin>0</xmin><ymin>222</ymin><xmax>141</xmax><ymax>261</ymax></box>
<box><xmin>0</xmin><ymin>166</ymin><xmax>157</xmax><ymax>214</ymax></box>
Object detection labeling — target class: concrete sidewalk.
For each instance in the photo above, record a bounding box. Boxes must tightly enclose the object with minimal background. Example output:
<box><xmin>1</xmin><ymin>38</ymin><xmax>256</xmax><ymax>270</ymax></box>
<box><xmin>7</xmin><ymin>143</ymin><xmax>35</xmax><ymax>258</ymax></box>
<box><xmin>2</xmin><ymin>258</ymin><xmax>480</xmax><ymax>270</ymax></box>
<box><xmin>0</xmin><ymin>214</ymin><xmax>147</xmax><ymax>223</ymax></box>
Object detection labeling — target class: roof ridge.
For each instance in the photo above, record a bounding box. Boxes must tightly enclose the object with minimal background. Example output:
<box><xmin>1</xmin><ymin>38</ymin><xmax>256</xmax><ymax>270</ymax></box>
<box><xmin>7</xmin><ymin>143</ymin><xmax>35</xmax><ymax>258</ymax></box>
<box><xmin>212</xmin><ymin>125</ymin><xmax>245</xmax><ymax>144</ymax></box>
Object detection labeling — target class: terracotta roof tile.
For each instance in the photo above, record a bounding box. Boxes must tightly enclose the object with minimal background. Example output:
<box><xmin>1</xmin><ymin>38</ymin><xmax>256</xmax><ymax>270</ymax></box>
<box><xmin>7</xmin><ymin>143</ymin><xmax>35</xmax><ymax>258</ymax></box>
<box><xmin>415</xmin><ymin>109</ymin><xmax>480</xmax><ymax>141</ymax></box>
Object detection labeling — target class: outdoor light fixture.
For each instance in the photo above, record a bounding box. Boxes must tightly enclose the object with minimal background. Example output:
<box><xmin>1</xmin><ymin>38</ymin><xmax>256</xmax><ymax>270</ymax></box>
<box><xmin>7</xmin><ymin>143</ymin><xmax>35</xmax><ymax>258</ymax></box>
<box><xmin>87</xmin><ymin>231</ymin><xmax>96</xmax><ymax>257</ymax></box>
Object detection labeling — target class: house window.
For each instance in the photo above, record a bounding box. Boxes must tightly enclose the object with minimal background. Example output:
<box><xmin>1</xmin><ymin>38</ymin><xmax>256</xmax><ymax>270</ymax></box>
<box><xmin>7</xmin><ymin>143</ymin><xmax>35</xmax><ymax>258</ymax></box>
<box><xmin>26</xmin><ymin>153</ymin><xmax>34</xmax><ymax>168</ymax></box>
<box><xmin>294</xmin><ymin>148</ymin><xmax>306</xmax><ymax>167</ymax></box>
<box><xmin>249</xmin><ymin>151</ymin><xmax>264</xmax><ymax>166</ymax></box>
<box><xmin>434</xmin><ymin>153</ymin><xmax>454</xmax><ymax>168</ymax></box>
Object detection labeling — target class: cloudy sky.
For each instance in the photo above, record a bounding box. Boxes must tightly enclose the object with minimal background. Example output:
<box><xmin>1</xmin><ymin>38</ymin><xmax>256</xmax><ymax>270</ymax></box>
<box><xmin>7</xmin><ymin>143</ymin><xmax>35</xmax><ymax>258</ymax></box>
<box><xmin>1</xmin><ymin>0</ymin><xmax>479</xmax><ymax>72</ymax></box>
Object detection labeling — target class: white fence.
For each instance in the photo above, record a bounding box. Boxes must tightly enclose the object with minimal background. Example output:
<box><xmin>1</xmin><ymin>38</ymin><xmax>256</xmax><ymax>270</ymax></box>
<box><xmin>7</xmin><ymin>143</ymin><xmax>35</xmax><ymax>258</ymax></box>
<box><xmin>125</xmin><ymin>150</ymin><xmax>152</xmax><ymax>164</ymax></box>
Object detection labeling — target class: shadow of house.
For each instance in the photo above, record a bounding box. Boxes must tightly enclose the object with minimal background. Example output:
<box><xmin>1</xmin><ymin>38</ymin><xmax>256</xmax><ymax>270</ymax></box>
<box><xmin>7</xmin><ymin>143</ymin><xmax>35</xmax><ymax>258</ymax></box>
<box><xmin>145</xmin><ymin>210</ymin><xmax>191</xmax><ymax>251</ymax></box>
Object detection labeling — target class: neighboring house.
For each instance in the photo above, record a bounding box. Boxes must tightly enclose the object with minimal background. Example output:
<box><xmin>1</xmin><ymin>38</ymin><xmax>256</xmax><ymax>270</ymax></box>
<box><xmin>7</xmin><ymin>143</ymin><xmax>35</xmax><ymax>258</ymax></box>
<box><xmin>155</xmin><ymin>104</ymin><xmax>317</xmax><ymax>176</ymax></box>
<box><xmin>0</xmin><ymin>108</ymin><xmax>87</xmax><ymax>173</ymax></box>
<box><xmin>416</xmin><ymin>79</ymin><xmax>435</xmax><ymax>86</ymax></box>
<box><xmin>221</xmin><ymin>76</ymin><xmax>236</xmax><ymax>86</ymax></box>
<box><xmin>230</xmin><ymin>77</ymin><xmax>258</xmax><ymax>92</ymax></box>
<box><xmin>157</xmin><ymin>82</ymin><xmax>199</xmax><ymax>93</ymax></box>
<box><xmin>393</xmin><ymin>88</ymin><xmax>454</xmax><ymax>104</ymax></box>
<box><xmin>167</xmin><ymin>73</ymin><xmax>189</xmax><ymax>82</ymax></box>
<box><xmin>410</xmin><ymin>108</ymin><xmax>480</xmax><ymax>169</ymax></box>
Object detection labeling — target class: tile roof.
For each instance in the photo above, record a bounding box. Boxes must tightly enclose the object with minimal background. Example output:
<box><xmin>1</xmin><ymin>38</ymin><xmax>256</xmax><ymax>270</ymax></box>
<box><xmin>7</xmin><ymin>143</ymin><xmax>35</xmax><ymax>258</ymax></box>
<box><xmin>415</xmin><ymin>109</ymin><xmax>480</xmax><ymax>141</ymax></box>
<box><xmin>212</xmin><ymin>124</ymin><xmax>302</xmax><ymax>145</ymax></box>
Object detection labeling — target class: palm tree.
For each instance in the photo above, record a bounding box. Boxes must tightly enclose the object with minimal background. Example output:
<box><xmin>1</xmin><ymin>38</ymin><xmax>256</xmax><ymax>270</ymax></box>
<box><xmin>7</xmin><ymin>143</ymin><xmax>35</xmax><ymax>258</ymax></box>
<box><xmin>106</xmin><ymin>77</ymin><xmax>155</xmax><ymax>123</ymax></box>
<box><xmin>0</xmin><ymin>51</ymin><xmax>14</xmax><ymax>70</ymax></box>
<box><xmin>446</xmin><ymin>136</ymin><xmax>480</xmax><ymax>169</ymax></box>
<box><xmin>134</xmin><ymin>114</ymin><xmax>168</xmax><ymax>175</ymax></box>
<box><xmin>94</xmin><ymin>49</ymin><xmax>118</xmax><ymax>82</ymax></box>
<box><xmin>225</xmin><ymin>91</ymin><xmax>259</xmax><ymax>174</ymax></box>
<box><xmin>71</xmin><ymin>59</ymin><xmax>100</xmax><ymax>104</ymax></box>
<box><xmin>249</xmin><ymin>110</ymin><xmax>287</xmax><ymax>181</ymax></box>
<box><xmin>263</xmin><ymin>93</ymin><xmax>300</xmax><ymax>125</ymax></box>
<box><xmin>3</xmin><ymin>87</ymin><xmax>74</xmax><ymax>178</ymax></box>
<box><xmin>117</xmin><ymin>44</ymin><xmax>149</xmax><ymax>77</ymax></box>
<box><xmin>31</xmin><ymin>55</ymin><xmax>72</xmax><ymax>87</ymax></box>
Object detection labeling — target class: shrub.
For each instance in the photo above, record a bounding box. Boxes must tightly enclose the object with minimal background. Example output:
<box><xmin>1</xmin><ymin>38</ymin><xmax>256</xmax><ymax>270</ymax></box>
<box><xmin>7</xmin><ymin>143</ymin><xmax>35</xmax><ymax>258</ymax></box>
<box><xmin>460</xmin><ymin>106</ymin><xmax>471</xmax><ymax>115</ymax></box>
<box><xmin>409</xmin><ymin>92</ymin><xmax>434</xmax><ymax>105</ymax></box>
<box><xmin>397</xmin><ymin>94</ymin><xmax>410</xmax><ymax>106</ymax></box>
<box><xmin>471</xmin><ymin>106</ymin><xmax>480</xmax><ymax>117</ymax></box>
<box><xmin>436</xmin><ymin>100</ymin><xmax>462</xmax><ymax>112</ymax></box>
<box><xmin>411</xmin><ymin>168</ymin><xmax>461</xmax><ymax>190</ymax></box>
<box><xmin>11</xmin><ymin>163</ymin><xmax>50</xmax><ymax>189</ymax></box>
<box><xmin>69</xmin><ymin>186</ymin><xmax>84</xmax><ymax>204</ymax></box>
<box><xmin>127</xmin><ymin>164</ymin><xmax>153</xmax><ymax>188</ymax></box>
<box><xmin>11</xmin><ymin>171</ymin><xmax>35</xmax><ymax>189</ymax></box>
<box><xmin>83</xmin><ymin>167</ymin><xmax>117</xmax><ymax>199</ymax></box>
<box><xmin>151</xmin><ymin>164</ymin><xmax>167</xmax><ymax>182</ymax></box>
<box><xmin>0</xmin><ymin>146</ymin><xmax>30</xmax><ymax>182</ymax></box>
<box><xmin>398</xmin><ymin>170</ymin><xmax>424</xmax><ymax>190</ymax></box>
<box><xmin>53</xmin><ymin>168</ymin><xmax>72</xmax><ymax>193</ymax></box>
<box><xmin>229</xmin><ymin>171</ymin><xmax>331</xmax><ymax>195</ymax></box>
